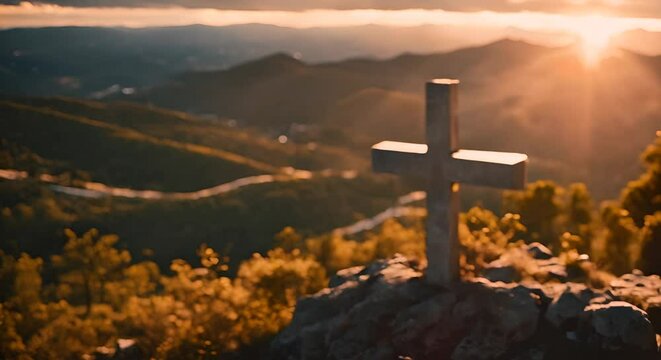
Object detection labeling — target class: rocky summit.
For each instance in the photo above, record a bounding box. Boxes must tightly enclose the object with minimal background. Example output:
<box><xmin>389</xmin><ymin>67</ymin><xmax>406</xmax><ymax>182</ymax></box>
<box><xmin>271</xmin><ymin>255</ymin><xmax>661</xmax><ymax>360</ymax></box>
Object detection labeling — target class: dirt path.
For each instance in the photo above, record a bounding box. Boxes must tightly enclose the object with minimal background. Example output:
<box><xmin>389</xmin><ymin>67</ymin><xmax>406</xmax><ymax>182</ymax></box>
<box><xmin>1</xmin><ymin>168</ymin><xmax>426</xmax><ymax>235</ymax></box>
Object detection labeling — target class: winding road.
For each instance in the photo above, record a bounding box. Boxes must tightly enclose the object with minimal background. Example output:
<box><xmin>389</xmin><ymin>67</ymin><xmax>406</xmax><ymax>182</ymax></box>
<box><xmin>332</xmin><ymin>191</ymin><xmax>426</xmax><ymax>236</ymax></box>
<box><xmin>0</xmin><ymin>168</ymin><xmax>426</xmax><ymax>236</ymax></box>
<box><xmin>0</xmin><ymin>168</ymin><xmax>355</xmax><ymax>200</ymax></box>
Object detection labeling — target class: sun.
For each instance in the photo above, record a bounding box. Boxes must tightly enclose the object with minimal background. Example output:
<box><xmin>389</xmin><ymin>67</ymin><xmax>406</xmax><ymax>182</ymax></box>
<box><xmin>574</xmin><ymin>26</ymin><xmax>617</xmax><ymax>66</ymax></box>
<box><xmin>566</xmin><ymin>16</ymin><xmax>623</xmax><ymax>67</ymax></box>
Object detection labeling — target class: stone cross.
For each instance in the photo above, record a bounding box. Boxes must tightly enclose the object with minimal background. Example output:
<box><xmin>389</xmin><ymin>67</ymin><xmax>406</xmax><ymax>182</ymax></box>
<box><xmin>372</xmin><ymin>79</ymin><xmax>528</xmax><ymax>285</ymax></box>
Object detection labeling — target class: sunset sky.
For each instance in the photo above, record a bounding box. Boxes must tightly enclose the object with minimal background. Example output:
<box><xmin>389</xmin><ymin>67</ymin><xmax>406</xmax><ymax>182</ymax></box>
<box><xmin>1</xmin><ymin>0</ymin><xmax>659</xmax><ymax>16</ymax></box>
<box><xmin>1</xmin><ymin>0</ymin><xmax>659</xmax><ymax>29</ymax></box>
<box><xmin>1</xmin><ymin>1</ymin><xmax>659</xmax><ymax>65</ymax></box>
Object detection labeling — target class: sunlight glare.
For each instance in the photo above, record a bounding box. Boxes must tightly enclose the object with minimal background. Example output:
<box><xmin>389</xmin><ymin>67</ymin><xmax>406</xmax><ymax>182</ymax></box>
<box><xmin>565</xmin><ymin>15</ymin><xmax>626</xmax><ymax>66</ymax></box>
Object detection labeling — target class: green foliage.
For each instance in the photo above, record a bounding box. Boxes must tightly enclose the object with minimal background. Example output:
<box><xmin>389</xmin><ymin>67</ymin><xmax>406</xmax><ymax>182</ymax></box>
<box><xmin>52</xmin><ymin>229</ymin><xmax>131</xmax><ymax>315</ymax></box>
<box><xmin>306</xmin><ymin>218</ymin><xmax>425</xmax><ymax>273</ymax></box>
<box><xmin>597</xmin><ymin>204</ymin><xmax>643</xmax><ymax>275</ymax></box>
<box><xmin>504</xmin><ymin>180</ymin><xmax>562</xmax><ymax>245</ymax></box>
<box><xmin>504</xmin><ymin>181</ymin><xmax>596</xmax><ymax>255</ymax></box>
<box><xmin>567</xmin><ymin>183</ymin><xmax>594</xmax><ymax>245</ymax></box>
<box><xmin>1</xmin><ymin>174</ymin><xmax>408</xmax><ymax>275</ymax></box>
<box><xmin>236</xmin><ymin>248</ymin><xmax>327</xmax><ymax>338</ymax></box>
<box><xmin>638</xmin><ymin>212</ymin><xmax>661</xmax><ymax>275</ymax></box>
<box><xmin>274</xmin><ymin>226</ymin><xmax>304</xmax><ymax>252</ymax></box>
<box><xmin>11</xmin><ymin>254</ymin><xmax>43</xmax><ymax>310</ymax></box>
<box><xmin>0</xmin><ymin>303</ymin><xmax>27</xmax><ymax>359</ymax></box>
<box><xmin>459</xmin><ymin>207</ymin><xmax>526</xmax><ymax>273</ymax></box>
<box><xmin>621</xmin><ymin>132</ymin><xmax>661</xmax><ymax>227</ymax></box>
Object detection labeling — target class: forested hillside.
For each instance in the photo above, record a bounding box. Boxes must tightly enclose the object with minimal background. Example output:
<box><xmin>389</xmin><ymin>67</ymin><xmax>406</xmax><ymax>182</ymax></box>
<box><xmin>0</xmin><ymin>98</ymin><xmax>365</xmax><ymax>190</ymax></box>
<box><xmin>0</xmin><ymin>97</ymin><xmax>389</xmax><ymax>270</ymax></box>
<box><xmin>0</xmin><ymin>175</ymin><xmax>408</xmax><ymax>273</ymax></box>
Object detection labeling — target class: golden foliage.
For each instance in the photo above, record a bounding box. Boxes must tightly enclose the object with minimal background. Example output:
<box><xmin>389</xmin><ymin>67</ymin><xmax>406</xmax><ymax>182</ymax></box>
<box><xmin>306</xmin><ymin>218</ymin><xmax>425</xmax><ymax>272</ymax></box>
<box><xmin>0</xmin><ymin>229</ymin><xmax>328</xmax><ymax>359</ymax></box>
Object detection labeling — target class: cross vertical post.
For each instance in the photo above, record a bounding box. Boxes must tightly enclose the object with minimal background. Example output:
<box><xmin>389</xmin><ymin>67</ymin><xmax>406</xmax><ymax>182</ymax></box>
<box><xmin>425</xmin><ymin>80</ymin><xmax>460</xmax><ymax>285</ymax></box>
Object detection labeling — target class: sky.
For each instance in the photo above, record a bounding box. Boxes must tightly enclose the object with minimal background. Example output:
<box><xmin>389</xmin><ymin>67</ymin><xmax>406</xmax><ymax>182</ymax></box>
<box><xmin>0</xmin><ymin>0</ymin><xmax>660</xmax><ymax>58</ymax></box>
<box><xmin>0</xmin><ymin>0</ymin><xmax>659</xmax><ymax>18</ymax></box>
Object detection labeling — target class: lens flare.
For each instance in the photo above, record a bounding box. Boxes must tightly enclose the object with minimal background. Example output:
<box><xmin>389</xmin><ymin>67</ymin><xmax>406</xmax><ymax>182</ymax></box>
<box><xmin>565</xmin><ymin>15</ymin><xmax>628</xmax><ymax>66</ymax></box>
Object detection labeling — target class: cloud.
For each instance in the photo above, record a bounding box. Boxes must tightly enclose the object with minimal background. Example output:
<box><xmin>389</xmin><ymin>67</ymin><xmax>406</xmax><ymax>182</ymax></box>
<box><xmin>1</xmin><ymin>0</ymin><xmax>659</xmax><ymax>18</ymax></box>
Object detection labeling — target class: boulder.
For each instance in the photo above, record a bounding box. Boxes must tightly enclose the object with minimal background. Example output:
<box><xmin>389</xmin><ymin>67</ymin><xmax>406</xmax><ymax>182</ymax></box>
<box><xmin>482</xmin><ymin>264</ymin><xmax>520</xmax><ymax>283</ymax></box>
<box><xmin>451</xmin><ymin>281</ymin><xmax>541</xmax><ymax>360</ymax></box>
<box><xmin>646</xmin><ymin>296</ymin><xmax>661</xmax><ymax>334</ymax></box>
<box><xmin>578</xmin><ymin>301</ymin><xmax>657</xmax><ymax>352</ymax></box>
<box><xmin>545</xmin><ymin>283</ymin><xmax>600</xmax><ymax>331</ymax></box>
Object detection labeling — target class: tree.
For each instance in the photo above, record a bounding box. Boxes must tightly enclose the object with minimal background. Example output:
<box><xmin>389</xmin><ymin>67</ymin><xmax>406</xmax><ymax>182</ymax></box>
<box><xmin>566</xmin><ymin>183</ymin><xmax>594</xmax><ymax>253</ymax></box>
<box><xmin>503</xmin><ymin>181</ymin><xmax>562</xmax><ymax>246</ymax></box>
<box><xmin>638</xmin><ymin>212</ymin><xmax>661</xmax><ymax>275</ymax></box>
<box><xmin>621</xmin><ymin>132</ymin><xmax>661</xmax><ymax>227</ymax></box>
<box><xmin>459</xmin><ymin>207</ymin><xmax>527</xmax><ymax>273</ymax></box>
<box><xmin>599</xmin><ymin>204</ymin><xmax>642</xmax><ymax>275</ymax></box>
<box><xmin>0</xmin><ymin>304</ymin><xmax>27</xmax><ymax>359</ymax></box>
<box><xmin>236</xmin><ymin>248</ymin><xmax>327</xmax><ymax>341</ymax></box>
<box><xmin>274</xmin><ymin>226</ymin><xmax>303</xmax><ymax>252</ymax></box>
<box><xmin>51</xmin><ymin>228</ymin><xmax>130</xmax><ymax>316</ymax></box>
<box><xmin>11</xmin><ymin>254</ymin><xmax>43</xmax><ymax>311</ymax></box>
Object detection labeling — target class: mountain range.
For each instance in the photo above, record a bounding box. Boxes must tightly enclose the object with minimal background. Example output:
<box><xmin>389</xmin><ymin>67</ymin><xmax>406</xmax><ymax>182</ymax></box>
<box><xmin>1</xmin><ymin>24</ymin><xmax>659</xmax><ymax>98</ymax></box>
<box><xmin>136</xmin><ymin>39</ymin><xmax>660</xmax><ymax>198</ymax></box>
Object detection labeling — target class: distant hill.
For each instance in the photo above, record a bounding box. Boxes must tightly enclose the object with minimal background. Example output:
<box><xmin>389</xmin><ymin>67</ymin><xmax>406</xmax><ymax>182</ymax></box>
<box><xmin>0</xmin><ymin>98</ymin><xmax>365</xmax><ymax>191</ymax></box>
<box><xmin>139</xmin><ymin>39</ymin><xmax>660</xmax><ymax>198</ymax></box>
<box><xmin>142</xmin><ymin>40</ymin><xmax>552</xmax><ymax>139</ymax></box>
<box><xmin>611</xmin><ymin>29</ymin><xmax>661</xmax><ymax>56</ymax></box>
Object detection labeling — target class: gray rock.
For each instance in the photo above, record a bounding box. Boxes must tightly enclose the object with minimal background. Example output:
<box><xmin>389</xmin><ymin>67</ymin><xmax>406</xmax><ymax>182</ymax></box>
<box><xmin>578</xmin><ymin>301</ymin><xmax>657</xmax><ymax>352</ymax></box>
<box><xmin>645</xmin><ymin>295</ymin><xmax>661</xmax><ymax>334</ymax></box>
<box><xmin>452</xmin><ymin>331</ymin><xmax>508</xmax><ymax>360</ymax></box>
<box><xmin>545</xmin><ymin>283</ymin><xmax>599</xmax><ymax>331</ymax></box>
<box><xmin>482</xmin><ymin>264</ymin><xmax>520</xmax><ymax>283</ymax></box>
<box><xmin>391</xmin><ymin>292</ymin><xmax>458</xmax><ymax>357</ymax></box>
<box><xmin>451</xmin><ymin>281</ymin><xmax>541</xmax><ymax>360</ymax></box>
<box><xmin>329</xmin><ymin>265</ymin><xmax>365</xmax><ymax>287</ymax></box>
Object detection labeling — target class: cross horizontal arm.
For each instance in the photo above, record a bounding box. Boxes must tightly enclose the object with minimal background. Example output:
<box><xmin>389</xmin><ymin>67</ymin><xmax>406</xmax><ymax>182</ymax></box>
<box><xmin>372</xmin><ymin>141</ymin><xmax>427</xmax><ymax>177</ymax></box>
<box><xmin>448</xmin><ymin>149</ymin><xmax>527</xmax><ymax>189</ymax></box>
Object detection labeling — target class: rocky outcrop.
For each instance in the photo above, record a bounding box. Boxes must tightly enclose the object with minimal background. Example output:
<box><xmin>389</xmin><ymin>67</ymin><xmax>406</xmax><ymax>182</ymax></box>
<box><xmin>272</xmin><ymin>255</ymin><xmax>660</xmax><ymax>360</ymax></box>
